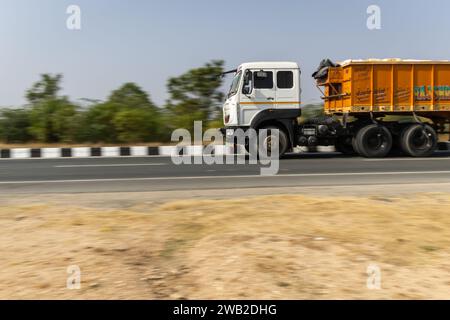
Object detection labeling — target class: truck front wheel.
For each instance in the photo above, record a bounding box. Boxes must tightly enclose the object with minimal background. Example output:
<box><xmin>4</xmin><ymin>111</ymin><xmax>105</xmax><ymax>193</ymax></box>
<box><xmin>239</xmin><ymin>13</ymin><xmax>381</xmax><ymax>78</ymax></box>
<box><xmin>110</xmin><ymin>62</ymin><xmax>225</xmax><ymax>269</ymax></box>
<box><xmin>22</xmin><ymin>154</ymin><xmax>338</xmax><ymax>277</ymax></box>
<box><xmin>400</xmin><ymin>124</ymin><xmax>437</xmax><ymax>157</ymax></box>
<box><xmin>355</xmin><ymin>124</ymin><xmax>393</xmax><ymax>158</ymax></box>
<box><xmin>257</xmin><ymin>125</ymin><xmax>288</xmax><ymax>157</ymax></box>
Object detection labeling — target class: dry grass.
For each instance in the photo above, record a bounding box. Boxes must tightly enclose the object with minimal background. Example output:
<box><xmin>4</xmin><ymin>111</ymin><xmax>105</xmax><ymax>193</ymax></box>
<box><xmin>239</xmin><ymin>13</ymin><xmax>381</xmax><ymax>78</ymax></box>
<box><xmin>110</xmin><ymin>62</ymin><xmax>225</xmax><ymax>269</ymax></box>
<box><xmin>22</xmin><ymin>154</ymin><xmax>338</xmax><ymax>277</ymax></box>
<box><xmin>0</xmin><ymin>193</ymin><xmax>450</xmax><ymax>299</ymax></box>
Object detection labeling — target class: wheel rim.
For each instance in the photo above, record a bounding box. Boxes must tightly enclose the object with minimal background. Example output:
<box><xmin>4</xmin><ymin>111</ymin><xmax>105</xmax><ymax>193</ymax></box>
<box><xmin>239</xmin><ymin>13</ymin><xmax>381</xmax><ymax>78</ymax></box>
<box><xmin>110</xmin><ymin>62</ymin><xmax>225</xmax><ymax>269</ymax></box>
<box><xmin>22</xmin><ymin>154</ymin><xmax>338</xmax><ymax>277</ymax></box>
<box><xmin>263</xmin><ymin>134</ymin><xmax>279</xmax><ymax>156</ymax></box>
<box><xmin>366</xmin><ymin>129</ymin><xmax>387</xmax><ymax>151</ymax></box>
<box><xmin>410</xmin><ymin>127</ymin><xmax>433</xmax><ymax>151</ymax></box>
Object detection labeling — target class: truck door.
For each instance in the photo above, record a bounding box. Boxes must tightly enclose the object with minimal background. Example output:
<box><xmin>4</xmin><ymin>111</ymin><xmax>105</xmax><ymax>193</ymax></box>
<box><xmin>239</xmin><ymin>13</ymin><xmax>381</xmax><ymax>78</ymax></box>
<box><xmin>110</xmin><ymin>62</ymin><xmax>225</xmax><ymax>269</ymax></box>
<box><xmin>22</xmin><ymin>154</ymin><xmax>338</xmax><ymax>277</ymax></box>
<box><xmin>275</xmin><ymin>69</ymin><xmax>299</xmax><ymax>109</ymax></box>
<box><xmin>239</xmin><ymin>69</ymin><xmax>276</xmax><ymax>126</ymax></box>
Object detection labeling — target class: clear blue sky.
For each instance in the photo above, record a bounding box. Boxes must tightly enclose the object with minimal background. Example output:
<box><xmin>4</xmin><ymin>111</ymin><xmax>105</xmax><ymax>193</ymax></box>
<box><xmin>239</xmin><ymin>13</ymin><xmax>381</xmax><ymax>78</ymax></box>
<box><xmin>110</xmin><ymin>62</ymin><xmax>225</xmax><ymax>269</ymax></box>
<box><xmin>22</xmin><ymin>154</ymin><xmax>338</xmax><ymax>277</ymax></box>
<box><xmin>1</xmin><ymin>0</ymin><xmax>450</xmax><ymax>107</ymax></box>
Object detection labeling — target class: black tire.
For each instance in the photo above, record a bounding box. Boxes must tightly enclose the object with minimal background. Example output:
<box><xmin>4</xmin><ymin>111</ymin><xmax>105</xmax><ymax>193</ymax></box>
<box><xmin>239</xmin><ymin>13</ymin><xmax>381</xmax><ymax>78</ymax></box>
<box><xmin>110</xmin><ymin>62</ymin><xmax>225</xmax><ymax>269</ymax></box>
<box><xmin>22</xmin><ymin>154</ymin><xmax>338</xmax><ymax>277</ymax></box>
<box><xmin>355</xmin><ymin>124</ymin><xmax>393</xmax><ymax>158</ymax></box>
<box><xmin>352</xmin><ymin>136</ymin><xmax>362</xmax><ymax>156</ymax></box>
<box><xmin>257</xmin><ymin>125</ymin><xmax>289</xmax><ymax>158</ymax></box>
<box><xmin>335</xmin><ymin>136</ymin><xmax>356</xmax><ymax>155</ymax></box>
<box><xmin>400</xmin><ymin>124</ymin><xmax>437</xmax><ymax>157</ymax></box>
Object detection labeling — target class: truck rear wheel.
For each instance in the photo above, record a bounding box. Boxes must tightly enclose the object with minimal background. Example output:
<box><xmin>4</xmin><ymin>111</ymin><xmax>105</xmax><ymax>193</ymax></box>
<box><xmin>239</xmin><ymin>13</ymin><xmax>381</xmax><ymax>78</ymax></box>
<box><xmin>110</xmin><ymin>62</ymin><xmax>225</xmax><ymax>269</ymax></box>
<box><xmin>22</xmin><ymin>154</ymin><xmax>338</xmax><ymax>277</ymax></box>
<box><xmin>352</xmin><ymin>137</ymin><xmax>362</xmax><ymax>156</ymax></box>
<box><xmin>355</xmin><ymin>124</ymin><xmax>392</xmax><ymax>158</ymax></box>
<box><xmin>400</xmin><ymin>124</ymin><xmax>437</xmax><ymax>157</ymax></box>
<box><xmin>335</xmin><ymin>137</ymin><xmax>356</xmax><ymax>155</ymax></box>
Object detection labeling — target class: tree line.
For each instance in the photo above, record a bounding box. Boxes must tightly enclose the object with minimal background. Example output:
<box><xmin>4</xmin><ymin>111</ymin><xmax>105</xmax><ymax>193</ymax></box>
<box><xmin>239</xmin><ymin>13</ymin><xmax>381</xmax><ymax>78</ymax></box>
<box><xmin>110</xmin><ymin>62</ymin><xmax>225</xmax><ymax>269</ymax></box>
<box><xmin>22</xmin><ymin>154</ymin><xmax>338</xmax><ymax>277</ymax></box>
<box><xmin>0</xmin><ymin>60</ymin><xmax>225</xmax><ymax>144</ymax></box>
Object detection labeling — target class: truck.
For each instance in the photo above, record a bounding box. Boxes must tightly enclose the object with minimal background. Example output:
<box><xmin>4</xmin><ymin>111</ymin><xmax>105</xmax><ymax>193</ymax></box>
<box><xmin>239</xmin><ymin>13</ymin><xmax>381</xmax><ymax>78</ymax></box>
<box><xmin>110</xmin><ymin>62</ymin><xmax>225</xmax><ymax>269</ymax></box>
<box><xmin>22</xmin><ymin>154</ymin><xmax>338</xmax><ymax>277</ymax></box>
<box><xmin>221</xmin><ymin>59</ymin><xmax>450</xmax><ymax>158</ymax></box>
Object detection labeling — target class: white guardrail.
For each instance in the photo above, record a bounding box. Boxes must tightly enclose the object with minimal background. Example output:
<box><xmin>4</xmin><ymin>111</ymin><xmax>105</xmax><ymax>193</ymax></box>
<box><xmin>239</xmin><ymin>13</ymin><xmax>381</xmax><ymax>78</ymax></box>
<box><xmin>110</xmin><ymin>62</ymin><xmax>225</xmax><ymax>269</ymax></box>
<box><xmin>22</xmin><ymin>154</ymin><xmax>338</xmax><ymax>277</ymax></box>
<box><xmin>1</xmin><ymin>143</ymin><xmax>449</xmax><ymax>159</ymax></box>
<box><xmin>0</xmin><ymin>144</ymin><xmax>349</xmax><ymax>159</ymax></box>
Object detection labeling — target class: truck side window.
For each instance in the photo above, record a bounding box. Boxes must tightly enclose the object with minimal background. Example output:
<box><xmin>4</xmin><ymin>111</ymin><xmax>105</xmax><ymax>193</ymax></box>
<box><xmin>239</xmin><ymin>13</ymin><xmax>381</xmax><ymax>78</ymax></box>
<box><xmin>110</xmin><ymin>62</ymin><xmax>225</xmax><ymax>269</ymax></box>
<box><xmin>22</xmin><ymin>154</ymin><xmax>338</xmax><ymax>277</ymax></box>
<box><xmin>254</xmin><ymin>71</ymin><xmax>273</xmax><ymax>89</ymax></box>
<box><xmin>277</xmin><ymin>71</ymin><xmax>293</xmax><ymax>89</ymax></box>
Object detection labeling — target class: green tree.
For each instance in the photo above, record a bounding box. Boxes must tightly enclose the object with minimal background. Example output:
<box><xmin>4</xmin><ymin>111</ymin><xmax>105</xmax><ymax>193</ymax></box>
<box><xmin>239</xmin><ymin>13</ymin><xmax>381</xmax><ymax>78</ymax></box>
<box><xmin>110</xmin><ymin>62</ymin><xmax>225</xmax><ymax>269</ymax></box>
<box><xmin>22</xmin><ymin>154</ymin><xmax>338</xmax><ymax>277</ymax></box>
<box><xmin>113</xmin><ymin>108</ymin><xmax>158</xmax><ymax>143</ymax></box>
<box><xmin>26</xmin><ymin>74</ymin><xmax>63</xmax><ymax>104</ymax></box>
<box><xmin>0</xmin><ymin>108</ymin><xmax>32</xmax><ymax>143</ymax></box>
<box><xmin>24</xmin><ymin>74</ymin><xmax>80</xmax><ymax>143</ymax></box>
<box><xmin>166</xmin><ymin>60</ymin><xmax>224</xmax><ymax>133</ymax></box>
<box><xmin>82</xmin><ymin>102</ymin><xmax>121</xmax><ymax>142</ymax></box>
<box><xmin>83</xmin><ymin>83</ymin><xmax>160</xmax><ymax>143</ymax></box>
<box><xmin>28</xmin><ymin>98</ymin><xmax>78</xmax><ymax>143</ymax></box>
<box><xmin>109</xmin><ymin>83</ymin><xmax>154</xmax><ymax>108</ymax></box>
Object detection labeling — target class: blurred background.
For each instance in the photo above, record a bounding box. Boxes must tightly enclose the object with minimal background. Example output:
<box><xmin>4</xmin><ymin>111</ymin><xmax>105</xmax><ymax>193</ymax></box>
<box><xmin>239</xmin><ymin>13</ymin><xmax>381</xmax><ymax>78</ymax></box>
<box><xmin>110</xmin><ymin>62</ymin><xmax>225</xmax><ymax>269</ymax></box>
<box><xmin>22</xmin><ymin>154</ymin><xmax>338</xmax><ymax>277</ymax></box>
<box><xmin>1</xmin><ymin>0</ymin><xmax>450</xmax><ymax>144</ymax></box>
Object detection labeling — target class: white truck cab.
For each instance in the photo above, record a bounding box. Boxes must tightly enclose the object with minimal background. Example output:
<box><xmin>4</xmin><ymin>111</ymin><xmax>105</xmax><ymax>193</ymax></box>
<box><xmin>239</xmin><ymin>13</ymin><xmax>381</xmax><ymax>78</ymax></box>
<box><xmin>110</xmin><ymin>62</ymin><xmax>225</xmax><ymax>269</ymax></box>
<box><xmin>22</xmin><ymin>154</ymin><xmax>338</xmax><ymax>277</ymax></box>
<box><xmin>221</xmin><ymin>62</ymin><xmax>302</xmax><ymax>154</ymax></box>
<box><xmin>223</xmin><ymin>62</ymin><xmax>301</xmax><ymax>127</ymax></box>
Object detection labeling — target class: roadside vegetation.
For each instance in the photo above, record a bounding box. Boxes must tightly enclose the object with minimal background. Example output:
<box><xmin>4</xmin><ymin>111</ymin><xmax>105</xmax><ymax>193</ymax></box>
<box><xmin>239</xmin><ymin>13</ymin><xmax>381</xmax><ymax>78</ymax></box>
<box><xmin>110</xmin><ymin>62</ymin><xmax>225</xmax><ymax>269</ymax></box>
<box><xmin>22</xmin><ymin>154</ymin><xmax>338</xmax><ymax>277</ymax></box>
<box><xmin>0</xmin><ymin>61</ymin><xmax>225</xmax><ymax>145</ymax></box>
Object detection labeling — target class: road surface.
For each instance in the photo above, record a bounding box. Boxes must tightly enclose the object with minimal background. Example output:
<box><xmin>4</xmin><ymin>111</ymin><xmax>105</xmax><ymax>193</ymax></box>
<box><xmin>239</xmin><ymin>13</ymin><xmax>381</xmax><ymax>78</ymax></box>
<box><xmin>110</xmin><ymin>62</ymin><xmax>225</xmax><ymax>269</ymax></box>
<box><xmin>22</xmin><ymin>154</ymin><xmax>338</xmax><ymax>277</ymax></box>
<box><xmin>0</xmin><ymin>151</ymin><xmax>450</xmax><ymax>193</ymax></box>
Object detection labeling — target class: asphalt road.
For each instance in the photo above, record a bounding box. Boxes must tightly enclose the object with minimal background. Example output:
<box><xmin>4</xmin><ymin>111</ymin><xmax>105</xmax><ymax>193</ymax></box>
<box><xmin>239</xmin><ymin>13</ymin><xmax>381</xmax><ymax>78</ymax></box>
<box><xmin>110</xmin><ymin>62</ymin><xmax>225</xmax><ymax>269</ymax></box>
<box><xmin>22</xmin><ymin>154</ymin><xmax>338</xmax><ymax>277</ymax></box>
<box><xmin>0</xmin><ymin>151</ymin><xmax>450</xmax><ymax>193</ymax></box>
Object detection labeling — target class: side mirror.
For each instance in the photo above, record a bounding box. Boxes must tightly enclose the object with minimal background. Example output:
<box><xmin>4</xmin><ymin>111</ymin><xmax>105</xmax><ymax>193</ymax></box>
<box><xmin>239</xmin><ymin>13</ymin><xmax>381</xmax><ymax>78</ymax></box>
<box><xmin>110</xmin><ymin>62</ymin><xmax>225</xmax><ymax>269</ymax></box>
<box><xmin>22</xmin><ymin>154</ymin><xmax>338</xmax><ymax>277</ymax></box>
<box><xmin>242</xmin><ymin>70</ymin><xmax>253</xmax><ymax>95</ymax></box>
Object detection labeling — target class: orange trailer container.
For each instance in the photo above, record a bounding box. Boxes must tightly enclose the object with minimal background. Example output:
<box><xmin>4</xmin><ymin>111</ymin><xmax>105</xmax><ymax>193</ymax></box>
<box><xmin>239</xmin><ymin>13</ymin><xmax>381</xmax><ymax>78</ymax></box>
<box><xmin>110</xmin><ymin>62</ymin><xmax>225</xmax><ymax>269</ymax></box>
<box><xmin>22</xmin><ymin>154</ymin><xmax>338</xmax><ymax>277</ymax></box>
<box><xmin>318</xmin><ymin>59</ymin><xmax>450</xmax><ymax>125</ymax></box>
<box><xmin>310</xmin><ymin>59</ymin><xmax>450</xmax><ymax>157</ymax></box>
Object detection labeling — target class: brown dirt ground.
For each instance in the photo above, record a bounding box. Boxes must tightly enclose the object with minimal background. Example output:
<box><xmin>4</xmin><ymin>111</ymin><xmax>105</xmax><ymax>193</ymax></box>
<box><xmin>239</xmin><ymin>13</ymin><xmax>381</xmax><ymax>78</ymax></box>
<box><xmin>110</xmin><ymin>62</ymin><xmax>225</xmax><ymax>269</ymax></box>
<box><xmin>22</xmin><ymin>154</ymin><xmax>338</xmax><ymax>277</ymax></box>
<box><xmin>0</xmin><ymin>192</ymin><xmax>449</xmax><ymax>299</ymax></box>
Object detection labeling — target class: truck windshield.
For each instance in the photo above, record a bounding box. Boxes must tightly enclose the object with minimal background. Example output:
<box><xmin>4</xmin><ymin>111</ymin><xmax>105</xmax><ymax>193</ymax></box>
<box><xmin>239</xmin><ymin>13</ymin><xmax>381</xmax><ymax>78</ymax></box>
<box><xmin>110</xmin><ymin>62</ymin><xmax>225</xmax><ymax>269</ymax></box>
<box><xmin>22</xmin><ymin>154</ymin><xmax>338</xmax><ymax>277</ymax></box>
<box><xmin>227</xmin><ymin>71</ymin><xmax>242</xmax><ymax>98</ymax></box>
